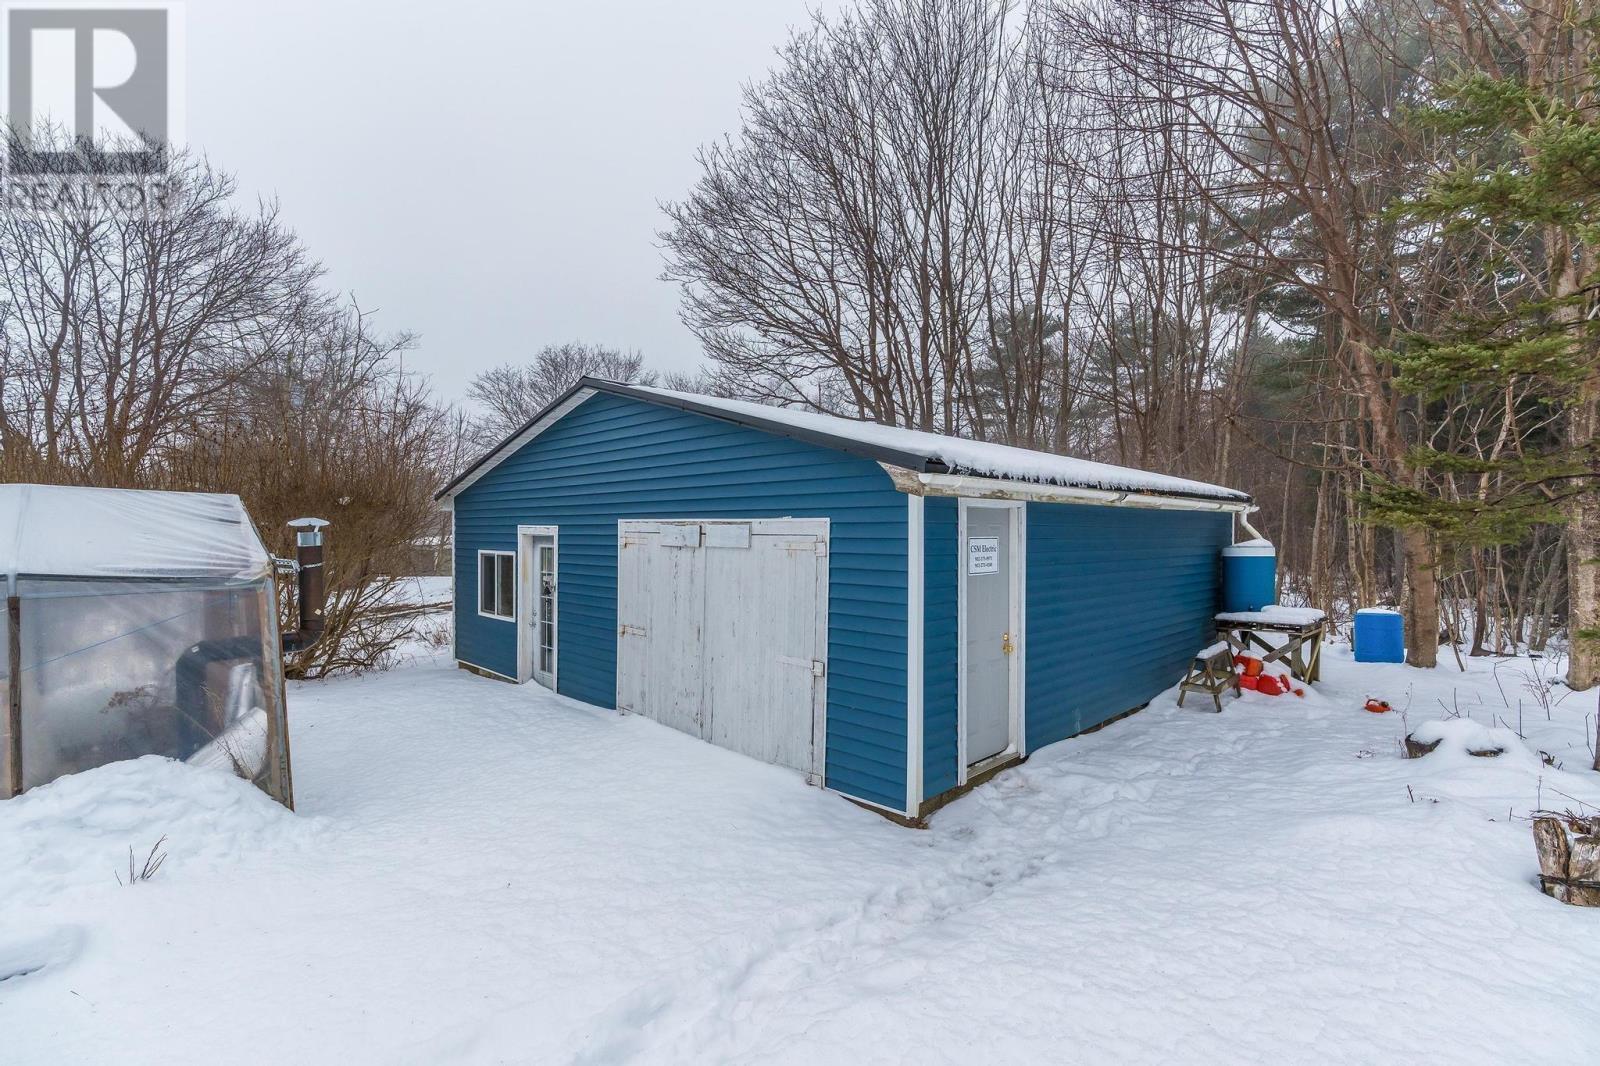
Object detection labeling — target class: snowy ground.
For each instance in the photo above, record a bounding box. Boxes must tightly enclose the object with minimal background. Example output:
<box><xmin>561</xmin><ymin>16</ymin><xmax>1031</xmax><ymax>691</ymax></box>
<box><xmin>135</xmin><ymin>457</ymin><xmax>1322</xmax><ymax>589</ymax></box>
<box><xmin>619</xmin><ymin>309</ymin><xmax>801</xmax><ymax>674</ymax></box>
<box><xmin>3</xmin><ymin>640</ymin><xmax>1599</xmax><ymax>1064</ymax></box>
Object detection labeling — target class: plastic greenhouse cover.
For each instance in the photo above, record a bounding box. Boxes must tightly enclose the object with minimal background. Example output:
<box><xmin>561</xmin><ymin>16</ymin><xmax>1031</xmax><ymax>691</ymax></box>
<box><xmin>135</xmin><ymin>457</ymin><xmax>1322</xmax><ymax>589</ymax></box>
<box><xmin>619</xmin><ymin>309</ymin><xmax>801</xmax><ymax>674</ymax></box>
<box><xmin>0</xmin><ymin>484</ymin><xmax>272</xmax><ymax>585</ymax></box>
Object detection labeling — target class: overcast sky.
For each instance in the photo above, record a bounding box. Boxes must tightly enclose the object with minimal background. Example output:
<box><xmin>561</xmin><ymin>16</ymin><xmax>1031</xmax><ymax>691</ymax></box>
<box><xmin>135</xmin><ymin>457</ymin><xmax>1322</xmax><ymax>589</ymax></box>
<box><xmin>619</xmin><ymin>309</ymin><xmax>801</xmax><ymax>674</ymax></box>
<box><xmin>185</xmin><ymin>0</ymin><xmax>821</xmax><ymax>404</ymax></box>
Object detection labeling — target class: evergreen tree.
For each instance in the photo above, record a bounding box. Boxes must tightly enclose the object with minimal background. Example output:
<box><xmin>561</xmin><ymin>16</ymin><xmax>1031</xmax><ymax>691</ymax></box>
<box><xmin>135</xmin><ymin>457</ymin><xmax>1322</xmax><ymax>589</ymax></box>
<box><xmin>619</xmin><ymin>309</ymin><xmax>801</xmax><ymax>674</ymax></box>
<box><xmin>1373</xmin><ymin>22</ymin><xmax>1599</xmax><ymax>684</ymax></box>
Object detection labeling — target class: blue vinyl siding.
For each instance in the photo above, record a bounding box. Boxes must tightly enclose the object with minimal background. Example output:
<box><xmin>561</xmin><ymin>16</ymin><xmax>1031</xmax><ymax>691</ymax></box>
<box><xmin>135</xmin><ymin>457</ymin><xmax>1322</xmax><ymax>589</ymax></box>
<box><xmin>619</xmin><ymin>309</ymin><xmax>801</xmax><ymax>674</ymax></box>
<box><xmin>920</xmin><ymin>500</ymin><xmax>1230</xmax><ymax>800</ymax></box>
<box><xmin>451</xmin><ymin>391</ymin><xmax>909</xmax><ymax>811</ymax></box>
<box><xmin>922</xmin><ymin>497</ymin><xmax>960</xmax><ymax>798</ymax></box>
<box><xmin>1022</xmin><ymin>503</ymin><xmax>1231</xmax><ymax>750</ymax></box>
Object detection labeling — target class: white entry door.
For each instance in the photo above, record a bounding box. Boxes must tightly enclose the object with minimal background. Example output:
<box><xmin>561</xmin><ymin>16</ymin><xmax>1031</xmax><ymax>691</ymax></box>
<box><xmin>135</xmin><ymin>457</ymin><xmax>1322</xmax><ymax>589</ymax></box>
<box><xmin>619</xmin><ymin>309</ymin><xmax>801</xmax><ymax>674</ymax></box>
<box><xmin>518</xmin><ymin>526</ymin><xmax>558</xmax><ymax>689</ymax></box>
<box><xmin>961</xmin><ymin>502</ymin><xmax>1022</xmax><ymax>771</ymax></box>
<box><xmin>616</xmin><ymin>519</ymin><xmax>829</xmax><ymax>782</ymax></box>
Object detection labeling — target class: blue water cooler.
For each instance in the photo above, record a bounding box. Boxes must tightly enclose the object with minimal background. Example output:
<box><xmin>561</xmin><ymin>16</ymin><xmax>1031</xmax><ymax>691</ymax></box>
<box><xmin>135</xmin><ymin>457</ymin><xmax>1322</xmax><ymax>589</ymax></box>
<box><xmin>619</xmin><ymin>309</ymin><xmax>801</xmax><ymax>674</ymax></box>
<box><xmin>1354</xmin><ymin>608</ymin><xmax>1406</xmax><ymax>662</ymax></box>
<box><xmin>1221</xmin><ymin>539</ymin><xmax>1276</xmax><ymax>612</ymax></box>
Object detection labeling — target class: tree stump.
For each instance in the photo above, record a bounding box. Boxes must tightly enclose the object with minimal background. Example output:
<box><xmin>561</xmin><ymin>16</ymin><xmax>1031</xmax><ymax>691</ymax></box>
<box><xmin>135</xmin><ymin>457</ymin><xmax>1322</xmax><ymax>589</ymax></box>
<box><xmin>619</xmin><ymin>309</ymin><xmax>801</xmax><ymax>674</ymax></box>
<box><xmin>1534</xmin><ymin>818</ymin><xmax>1573</xmax><ymax>903</ymax></box>
<box><xmin>1568</xmin><ymin>836</ymin><xmax>1600</xmax><ymax>908</ymax></box>
<box><xmin>1402</xmin><ymin>732</ymin><xmax>1504</xmax><ymax>759</ymax></box>
<box><xmin>1403</xmin><ymin>735</ymin><xmax>1440</xmax><ymax>759</ymax></box>
<box><xmin>1533</xmin><ymin>816</ymin><xmax>1600</xmax><ymax>907</ymax></box>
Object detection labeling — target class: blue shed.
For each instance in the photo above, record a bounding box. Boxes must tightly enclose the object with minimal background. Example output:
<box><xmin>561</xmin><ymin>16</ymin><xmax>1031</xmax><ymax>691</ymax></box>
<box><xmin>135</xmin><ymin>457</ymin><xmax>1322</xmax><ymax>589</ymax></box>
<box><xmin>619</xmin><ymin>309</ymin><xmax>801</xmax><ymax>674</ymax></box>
<box><xmin>437</xmin><ymin>378</ymin><xmax>1252</xmax><ymax>822</ymax></box>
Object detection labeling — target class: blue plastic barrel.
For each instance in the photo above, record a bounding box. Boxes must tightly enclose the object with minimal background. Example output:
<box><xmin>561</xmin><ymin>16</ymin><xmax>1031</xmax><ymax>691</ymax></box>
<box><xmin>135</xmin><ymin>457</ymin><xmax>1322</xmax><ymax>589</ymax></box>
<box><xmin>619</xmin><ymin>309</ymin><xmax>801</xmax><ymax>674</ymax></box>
<box><xmin>1354</xmin><ymin>608</ymin><xmax>1405</xmax><ymax>663</ymax></box>
<box><xmin>1221</xmin><ymin>539</ymin><xmax>1276</xmax><ymax>612</ymax></box>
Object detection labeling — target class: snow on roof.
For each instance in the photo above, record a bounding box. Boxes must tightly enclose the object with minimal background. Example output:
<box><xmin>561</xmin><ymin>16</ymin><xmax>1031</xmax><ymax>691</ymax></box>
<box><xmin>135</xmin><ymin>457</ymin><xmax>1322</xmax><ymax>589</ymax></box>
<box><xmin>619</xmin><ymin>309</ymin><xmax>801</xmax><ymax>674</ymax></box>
<box><xmin>629</xmin><ymin>385</ymin><xmax>1249</xmax><ymax>502</ymax></box>
<box><xmin>0</xmin><ymin>484</ymin><xmax>272</xmax><ymax>584</ymax></box>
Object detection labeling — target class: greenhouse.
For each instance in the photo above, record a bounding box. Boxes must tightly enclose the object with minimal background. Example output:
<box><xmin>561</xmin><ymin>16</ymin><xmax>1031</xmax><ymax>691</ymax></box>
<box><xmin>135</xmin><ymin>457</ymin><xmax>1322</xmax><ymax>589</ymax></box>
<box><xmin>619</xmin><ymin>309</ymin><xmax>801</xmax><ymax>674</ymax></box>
<box><xmin>1</xmin><ymin>484</ymin><xmax>294</xmax><ymax>806</ymax></box>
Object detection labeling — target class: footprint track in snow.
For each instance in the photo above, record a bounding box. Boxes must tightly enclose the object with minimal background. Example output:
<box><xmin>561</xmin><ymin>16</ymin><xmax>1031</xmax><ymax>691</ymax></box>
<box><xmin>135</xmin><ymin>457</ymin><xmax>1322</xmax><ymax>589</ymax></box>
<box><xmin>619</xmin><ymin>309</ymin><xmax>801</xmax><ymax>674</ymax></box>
<box><xmin>572</xmin><ymin>760</ymin><xmax>1187</xmax><ymax>1063</ymax></box>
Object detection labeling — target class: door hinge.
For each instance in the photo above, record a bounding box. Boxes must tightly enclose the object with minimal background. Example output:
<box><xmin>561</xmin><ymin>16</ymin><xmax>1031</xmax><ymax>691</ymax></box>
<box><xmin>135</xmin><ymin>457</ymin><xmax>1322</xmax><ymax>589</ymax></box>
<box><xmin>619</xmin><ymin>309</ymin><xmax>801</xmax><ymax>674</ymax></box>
<box><xmin>619</xmin><ymin>623</ymin><xmax>647</xmax><ymax>637</ymax></box>
<box><xmin>778</xmin><ymin>655</ymin><xmax>826</xmax><ymax>676</ymax></box>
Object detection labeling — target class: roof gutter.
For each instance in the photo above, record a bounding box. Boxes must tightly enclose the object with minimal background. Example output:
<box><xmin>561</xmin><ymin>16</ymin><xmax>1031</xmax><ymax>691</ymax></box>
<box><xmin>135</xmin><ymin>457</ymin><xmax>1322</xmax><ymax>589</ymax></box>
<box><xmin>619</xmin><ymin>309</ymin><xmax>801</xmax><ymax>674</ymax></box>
<box><xmin>883</xmin><ymin>467</ymin><xmax>1256</xmax><ymax>515</ymax></box>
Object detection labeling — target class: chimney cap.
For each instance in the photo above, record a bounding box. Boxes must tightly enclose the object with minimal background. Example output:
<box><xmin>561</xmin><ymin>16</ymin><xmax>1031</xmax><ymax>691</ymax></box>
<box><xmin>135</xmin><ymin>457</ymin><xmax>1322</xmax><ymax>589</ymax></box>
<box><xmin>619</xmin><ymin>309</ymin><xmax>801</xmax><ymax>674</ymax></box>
<box><xmin>287</xmin><ymin>517</ymin><xmax>330</xmax><ymax>529</ymax></box>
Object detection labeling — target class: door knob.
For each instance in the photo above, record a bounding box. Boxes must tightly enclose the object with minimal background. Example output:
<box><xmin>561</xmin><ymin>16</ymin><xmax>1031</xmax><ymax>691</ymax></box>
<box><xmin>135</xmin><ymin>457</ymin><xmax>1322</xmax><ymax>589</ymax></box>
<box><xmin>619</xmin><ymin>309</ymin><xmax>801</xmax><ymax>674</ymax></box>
<box><xmin>1002</xmin><ymin>631</ymin><xmax>1014</xmax><ymax>655</ymax></box>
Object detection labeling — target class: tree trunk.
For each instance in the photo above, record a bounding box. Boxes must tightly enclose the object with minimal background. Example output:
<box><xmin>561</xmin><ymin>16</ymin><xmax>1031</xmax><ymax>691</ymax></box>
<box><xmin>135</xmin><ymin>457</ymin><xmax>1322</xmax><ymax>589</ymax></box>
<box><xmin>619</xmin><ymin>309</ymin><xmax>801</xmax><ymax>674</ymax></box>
<box><xmin>1470</xmin><ymin>548</ymin><xmax>1489</xmax><ymax>656</ymax></box>
<box><xmin>1402</xmin><ymin>526</ymin><xmax>1439</xmax><ymax>668</ymax></box>
<box><xmin>1568</xmin><ymin>379</ymin><xmax>1599</xmax><ymax>690</ymax></box>
<box><xmin>1308</xmin><ymin>471</ymin><xmax>1330</xmax><ymax>611</ymax></box>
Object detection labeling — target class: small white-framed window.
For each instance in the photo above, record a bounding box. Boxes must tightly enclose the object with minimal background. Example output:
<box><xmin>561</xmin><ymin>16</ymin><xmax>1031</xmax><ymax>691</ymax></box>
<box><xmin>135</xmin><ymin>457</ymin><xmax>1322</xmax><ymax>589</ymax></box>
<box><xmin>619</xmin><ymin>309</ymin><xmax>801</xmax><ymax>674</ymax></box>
<box><xmin>478</xmin><ymin>550</ymin><xmax>516</xmax><ymax>621</ymax></box>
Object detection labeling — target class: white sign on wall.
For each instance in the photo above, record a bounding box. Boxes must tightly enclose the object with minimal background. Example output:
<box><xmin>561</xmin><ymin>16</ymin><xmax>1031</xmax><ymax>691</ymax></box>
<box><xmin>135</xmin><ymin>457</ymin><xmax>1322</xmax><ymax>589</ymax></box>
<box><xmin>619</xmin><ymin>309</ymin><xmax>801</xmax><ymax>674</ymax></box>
<box><xmin>967</xmin><ymin>536</ymin><xmax>1000</xmax><ymax>575</ymax></box>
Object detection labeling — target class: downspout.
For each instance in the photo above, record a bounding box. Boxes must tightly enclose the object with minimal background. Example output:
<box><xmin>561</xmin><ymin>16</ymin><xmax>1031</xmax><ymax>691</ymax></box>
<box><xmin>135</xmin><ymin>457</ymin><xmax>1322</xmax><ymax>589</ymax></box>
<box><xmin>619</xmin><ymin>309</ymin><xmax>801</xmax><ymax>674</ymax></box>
<box><xmin>1237</xmin><ymin>507</ymin><xmax>1266</xmax><ymax>542</ymax></box>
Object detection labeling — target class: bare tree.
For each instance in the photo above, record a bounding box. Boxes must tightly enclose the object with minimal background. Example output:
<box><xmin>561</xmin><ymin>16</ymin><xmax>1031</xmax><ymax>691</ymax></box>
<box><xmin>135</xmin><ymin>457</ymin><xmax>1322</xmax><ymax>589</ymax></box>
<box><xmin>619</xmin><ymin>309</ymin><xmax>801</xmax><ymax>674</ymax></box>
<box><xmin>662</xmin><ymin>0</ymin><xmax>1024</xmax><ymax>430</ymax></box>
<box><xmin>0</xmin><ymin>148</ymin><xmax>316</xmax><ymax>486</ymax></box>
<box><xmin>167</xmin><ymin>300</ymin><xmax>450</xmax><ymax>678</ymax></box>
<box><xmin>0</xmin><ymin>144</ymin><xmax>448</xmax><ymax>677</ymax></box>
<box><xmin>1053</xmin><ymin>0</ymin><xmax>1452</xmax><ymax>664</ymax></box>
<box><xmin>466</xmin><ymin>342</ymin><xmax>653</xmax><ymax>446</ymax></box>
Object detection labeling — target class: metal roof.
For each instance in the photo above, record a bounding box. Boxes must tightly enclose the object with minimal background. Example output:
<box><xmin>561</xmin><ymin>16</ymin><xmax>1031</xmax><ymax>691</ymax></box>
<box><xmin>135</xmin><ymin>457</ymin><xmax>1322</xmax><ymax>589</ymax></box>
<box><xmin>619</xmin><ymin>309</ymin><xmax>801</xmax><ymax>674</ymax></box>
<box><xmin>436</xmin><ymin>377</ymin><xmax>1251</xmax><ymax>505</ymax></box>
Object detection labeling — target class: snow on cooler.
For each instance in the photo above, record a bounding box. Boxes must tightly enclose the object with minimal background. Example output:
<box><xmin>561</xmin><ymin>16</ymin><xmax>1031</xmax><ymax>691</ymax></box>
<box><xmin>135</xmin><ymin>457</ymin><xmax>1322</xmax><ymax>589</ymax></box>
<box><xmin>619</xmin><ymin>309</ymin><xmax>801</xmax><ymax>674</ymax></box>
<box><xmin>2</xmin><ymin>643</ymin><xmax>1598</xmax><ymax>1064</ymax></box>
<box><xmin>1216</xmin><ymin>605</ymin><xmax>1328</xmax><ymax>627</ymax></box>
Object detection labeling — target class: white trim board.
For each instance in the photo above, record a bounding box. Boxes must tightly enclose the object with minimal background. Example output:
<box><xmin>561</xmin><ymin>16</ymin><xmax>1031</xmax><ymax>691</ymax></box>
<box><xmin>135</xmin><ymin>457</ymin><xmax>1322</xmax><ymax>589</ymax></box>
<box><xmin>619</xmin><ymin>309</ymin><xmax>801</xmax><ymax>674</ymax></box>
<box><xmin>905</xmin><ymin>493</ymin><xmax>925</xmax><ymax>817</ymax></box>
<box><xmin>476</xmin><ymin>549</ymin><xmax>516</xmax><ymax>623</ymax></box>
<box><xmin>956</xmin><ymin>498</ymin><xmax>1026</xmax><ymax>787</ymax></box>
<box><xmin>449</xmin><ymin>504</ymin><xmax>459</xmax><ymax>661</ymax></box>
<box><xmin>1016</xmin><ymin>505</ymin><xmax>1028</xmax><ymax>762</ymax></box>
<box><xmin>517</xmin><ymin>525</ymin><xmax>559</xmax><ymax>690</ymax></box>
<box><xmin>883</xmin><ymin>465</ymin><xmax>1257</xmax><ymax>516</ymax></box>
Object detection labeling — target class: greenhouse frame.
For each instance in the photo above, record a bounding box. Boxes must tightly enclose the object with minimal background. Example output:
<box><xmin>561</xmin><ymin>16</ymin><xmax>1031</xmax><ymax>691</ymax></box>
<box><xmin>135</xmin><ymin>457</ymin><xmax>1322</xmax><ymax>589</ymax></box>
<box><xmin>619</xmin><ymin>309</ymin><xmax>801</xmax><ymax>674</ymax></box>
<box><xmin>1</xmin><ymin>484</ymin><xmax>294</xmax><ymax>806</ymax></box>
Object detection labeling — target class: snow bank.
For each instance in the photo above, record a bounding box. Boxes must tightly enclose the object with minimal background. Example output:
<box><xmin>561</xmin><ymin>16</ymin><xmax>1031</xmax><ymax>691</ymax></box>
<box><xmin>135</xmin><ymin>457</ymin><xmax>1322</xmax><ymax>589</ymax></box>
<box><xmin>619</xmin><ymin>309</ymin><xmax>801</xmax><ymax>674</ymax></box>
<box><xmin>1409</xmin><ymin>718</ymin><xmax>1522</xmax><ymax>761</ymax></box>
<box><xmin>0</xmin><ymin>756</ymin><xmax>304</xmax><ymax>907</ymax></box>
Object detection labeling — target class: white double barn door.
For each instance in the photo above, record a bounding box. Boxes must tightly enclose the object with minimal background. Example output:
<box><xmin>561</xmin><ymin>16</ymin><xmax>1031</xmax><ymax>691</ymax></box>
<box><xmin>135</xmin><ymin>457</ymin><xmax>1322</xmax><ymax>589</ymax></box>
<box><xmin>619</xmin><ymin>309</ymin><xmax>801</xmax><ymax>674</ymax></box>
<box><xmin>617</xmin><ymin>519</ymin><xmax>828</xmax><ymax>782</ymax></box>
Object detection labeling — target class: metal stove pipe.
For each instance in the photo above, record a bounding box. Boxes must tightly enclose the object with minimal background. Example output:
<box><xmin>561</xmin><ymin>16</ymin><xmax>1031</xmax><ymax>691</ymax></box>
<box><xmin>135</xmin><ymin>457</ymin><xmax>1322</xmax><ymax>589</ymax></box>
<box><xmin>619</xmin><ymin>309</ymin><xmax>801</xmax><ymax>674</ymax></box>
<box><xmin>282</xmin><ymin>517</ymin><xmax>329</xmax><ymax>653</ymax></box>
